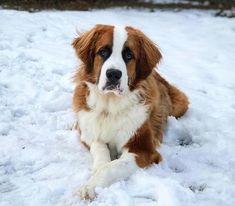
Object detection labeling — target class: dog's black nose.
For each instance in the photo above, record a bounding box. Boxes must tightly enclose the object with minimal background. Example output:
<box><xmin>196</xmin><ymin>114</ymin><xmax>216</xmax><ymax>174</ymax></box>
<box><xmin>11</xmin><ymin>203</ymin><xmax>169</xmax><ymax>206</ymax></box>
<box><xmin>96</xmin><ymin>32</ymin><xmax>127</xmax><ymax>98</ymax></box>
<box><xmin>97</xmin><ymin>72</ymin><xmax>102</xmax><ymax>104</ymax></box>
<box><xmin>106</xmin><ymin>69</ymin><xmax>122</xmax><ymax>82</ymax></box>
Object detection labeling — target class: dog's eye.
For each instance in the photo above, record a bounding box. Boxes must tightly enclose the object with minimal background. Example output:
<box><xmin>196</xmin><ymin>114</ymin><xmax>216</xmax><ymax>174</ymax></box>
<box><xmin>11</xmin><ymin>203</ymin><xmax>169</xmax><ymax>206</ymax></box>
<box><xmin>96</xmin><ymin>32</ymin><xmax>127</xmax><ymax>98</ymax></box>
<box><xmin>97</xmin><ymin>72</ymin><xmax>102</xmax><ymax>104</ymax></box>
<box><xmin>122</xmin><ymin>47</ymin><xmax>134</xmax><ymax>63</ymax></box>
<box><xmin>98</xmin><ymin>47</ymin><xmax>111</xmax><ymax>60</ymax></box>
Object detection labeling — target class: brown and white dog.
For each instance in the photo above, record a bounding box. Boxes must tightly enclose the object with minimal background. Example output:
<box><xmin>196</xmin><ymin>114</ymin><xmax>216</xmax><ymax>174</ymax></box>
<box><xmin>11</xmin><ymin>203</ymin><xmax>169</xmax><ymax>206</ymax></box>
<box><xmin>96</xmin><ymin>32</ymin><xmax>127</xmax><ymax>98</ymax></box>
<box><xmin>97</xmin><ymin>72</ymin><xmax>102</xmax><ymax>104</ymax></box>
<box><xmin>72</xmin><ymin>24</ymin><xmax>189</xmax><ymax>200</ymax></box>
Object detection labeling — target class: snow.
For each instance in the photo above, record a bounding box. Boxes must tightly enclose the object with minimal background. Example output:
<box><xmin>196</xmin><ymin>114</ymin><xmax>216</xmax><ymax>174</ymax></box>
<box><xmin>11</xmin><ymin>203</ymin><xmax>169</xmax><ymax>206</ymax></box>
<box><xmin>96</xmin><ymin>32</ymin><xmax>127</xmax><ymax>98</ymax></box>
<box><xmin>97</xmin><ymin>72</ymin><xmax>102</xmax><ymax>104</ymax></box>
<box><xmin>0</xmin><ymin>8</ymin><xmax>235</xmax><ymax>206</ymax></box>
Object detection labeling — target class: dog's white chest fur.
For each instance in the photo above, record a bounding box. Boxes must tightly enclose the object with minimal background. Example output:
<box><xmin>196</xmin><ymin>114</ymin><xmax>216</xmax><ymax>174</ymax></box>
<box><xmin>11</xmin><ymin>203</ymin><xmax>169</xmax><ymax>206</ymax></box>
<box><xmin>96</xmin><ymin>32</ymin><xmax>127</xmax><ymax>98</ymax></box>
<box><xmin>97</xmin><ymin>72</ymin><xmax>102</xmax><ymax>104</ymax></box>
<box><xmin>78</xmin><ymin>84</ymin><xmax>148</xmax><ymax>153</ymax></box>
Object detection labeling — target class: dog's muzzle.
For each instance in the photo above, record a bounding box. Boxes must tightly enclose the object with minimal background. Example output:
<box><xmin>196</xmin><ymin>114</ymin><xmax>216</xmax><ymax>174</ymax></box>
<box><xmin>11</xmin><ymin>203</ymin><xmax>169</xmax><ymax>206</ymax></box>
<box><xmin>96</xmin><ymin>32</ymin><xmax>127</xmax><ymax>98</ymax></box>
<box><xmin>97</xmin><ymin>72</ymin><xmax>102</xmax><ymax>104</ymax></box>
<box><xmin>103</xmin><ymin>69</ymin><xmax>124</xmax><ymax>95</ymax></box>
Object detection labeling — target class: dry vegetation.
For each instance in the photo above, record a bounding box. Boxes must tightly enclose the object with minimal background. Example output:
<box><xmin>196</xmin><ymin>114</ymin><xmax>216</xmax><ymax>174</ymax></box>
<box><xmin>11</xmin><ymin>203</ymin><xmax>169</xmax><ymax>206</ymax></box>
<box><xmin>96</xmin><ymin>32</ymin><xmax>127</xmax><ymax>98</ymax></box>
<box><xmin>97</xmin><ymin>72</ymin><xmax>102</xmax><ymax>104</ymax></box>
<box><xmin>0</xmin><ymin>0</ymin><xmax>234</xmax><ymax>17</ymax></box>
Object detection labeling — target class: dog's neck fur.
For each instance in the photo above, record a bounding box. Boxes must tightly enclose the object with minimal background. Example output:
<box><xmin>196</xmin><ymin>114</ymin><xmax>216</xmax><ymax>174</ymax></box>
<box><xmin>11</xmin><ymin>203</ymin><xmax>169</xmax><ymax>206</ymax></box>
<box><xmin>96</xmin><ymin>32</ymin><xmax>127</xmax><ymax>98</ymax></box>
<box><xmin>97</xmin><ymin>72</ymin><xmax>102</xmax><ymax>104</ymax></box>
<box><xmin>78</xmin><ymin>82</ymin><xmax>148</xmax><ymax>152</ymax></box>
<box><xmin>86</xmin><ymin>82</ymin><xmax>144</xmax><ymax>115</ymax></box>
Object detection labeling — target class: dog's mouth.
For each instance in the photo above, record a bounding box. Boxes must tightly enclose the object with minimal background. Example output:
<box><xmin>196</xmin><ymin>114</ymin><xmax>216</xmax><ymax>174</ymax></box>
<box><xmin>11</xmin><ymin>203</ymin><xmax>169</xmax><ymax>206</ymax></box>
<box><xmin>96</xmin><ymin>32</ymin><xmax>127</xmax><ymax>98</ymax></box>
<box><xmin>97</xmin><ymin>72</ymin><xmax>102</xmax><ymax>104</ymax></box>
<box><xmin>102</xmin><ymin>82</ymin><xmax>124</xmax><ymax>96</ymax></box>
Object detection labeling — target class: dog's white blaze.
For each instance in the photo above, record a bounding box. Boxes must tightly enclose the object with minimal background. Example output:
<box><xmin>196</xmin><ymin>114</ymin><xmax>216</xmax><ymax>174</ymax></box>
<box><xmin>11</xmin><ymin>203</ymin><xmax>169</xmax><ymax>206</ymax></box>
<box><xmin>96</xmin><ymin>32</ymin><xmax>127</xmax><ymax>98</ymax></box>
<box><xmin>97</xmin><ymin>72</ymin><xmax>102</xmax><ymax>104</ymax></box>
<box><xmin>98</xmin><ymin>26</ymin><xmax>128</xmax><ymax>94</ymax></box>
<box><xmin>78</xmin><ymin>83</ymin><xmax>148</xmax><ymax>153</ymax></box>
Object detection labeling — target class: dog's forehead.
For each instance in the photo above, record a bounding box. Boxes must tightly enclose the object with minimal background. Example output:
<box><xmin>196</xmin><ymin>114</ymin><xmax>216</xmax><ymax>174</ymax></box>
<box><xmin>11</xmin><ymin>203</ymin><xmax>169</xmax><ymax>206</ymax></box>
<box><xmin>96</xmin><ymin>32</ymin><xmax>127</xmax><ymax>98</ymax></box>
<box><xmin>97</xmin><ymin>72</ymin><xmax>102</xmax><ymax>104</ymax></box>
<box><xmin>95</xmin><ymin>25</ymin><xmax>129</xmax><ymax>50</ymax></box>
<box><xmin>112</xmin><ymin>26</ymin><xmax>128</xmax><ymax>54</ymax></box>
<box><xmin>113</xmin><ymin>26</ymin><xmax>128</xmax><ymax>45</ymax></box>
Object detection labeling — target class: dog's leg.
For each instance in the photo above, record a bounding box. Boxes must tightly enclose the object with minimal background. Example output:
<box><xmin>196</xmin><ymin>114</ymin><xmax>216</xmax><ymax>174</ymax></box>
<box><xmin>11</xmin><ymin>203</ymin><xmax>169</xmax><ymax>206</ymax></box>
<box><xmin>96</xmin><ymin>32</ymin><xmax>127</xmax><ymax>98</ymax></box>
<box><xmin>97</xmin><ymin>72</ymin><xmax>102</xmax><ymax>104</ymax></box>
<box><xmin>79</xmin><ymin>150</ymin><xmax>138</xmax><ymax>200</ymax></box>
<box><xmin>90</xmin><ymin>141</ymin><xmax>111</xmax><ymax>172</ymax></box>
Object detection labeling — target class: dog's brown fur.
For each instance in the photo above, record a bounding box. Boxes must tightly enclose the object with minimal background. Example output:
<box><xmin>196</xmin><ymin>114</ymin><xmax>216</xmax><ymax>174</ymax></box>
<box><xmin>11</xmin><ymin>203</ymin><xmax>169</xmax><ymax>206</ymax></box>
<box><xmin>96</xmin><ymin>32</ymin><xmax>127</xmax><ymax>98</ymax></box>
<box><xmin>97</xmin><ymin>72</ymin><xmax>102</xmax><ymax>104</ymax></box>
<box><xmin>125</xmin><ymin>70</ymin><xmax>188</xmax><ymax>167</ymax></box>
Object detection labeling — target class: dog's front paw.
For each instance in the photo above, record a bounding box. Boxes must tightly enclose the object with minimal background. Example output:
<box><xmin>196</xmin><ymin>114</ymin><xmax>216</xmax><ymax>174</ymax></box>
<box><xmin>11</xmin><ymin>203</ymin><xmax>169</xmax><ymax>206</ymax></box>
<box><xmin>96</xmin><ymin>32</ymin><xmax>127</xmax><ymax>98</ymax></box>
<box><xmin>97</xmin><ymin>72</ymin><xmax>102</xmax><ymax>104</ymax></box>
<box><xmin>78</xmin><ymin>182</ymin><xmax>96</xmax><ymax>200</ymax></box>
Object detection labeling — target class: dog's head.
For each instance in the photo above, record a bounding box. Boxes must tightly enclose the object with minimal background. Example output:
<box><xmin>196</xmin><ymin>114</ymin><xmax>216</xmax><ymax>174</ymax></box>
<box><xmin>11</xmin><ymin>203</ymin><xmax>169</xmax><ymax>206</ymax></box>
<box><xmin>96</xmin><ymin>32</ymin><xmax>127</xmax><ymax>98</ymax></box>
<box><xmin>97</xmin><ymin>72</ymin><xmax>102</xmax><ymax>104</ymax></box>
<box><xmin>73</xmin><ymin>24</ymin><xmax>162</xmax><ymax>96</ymax></box>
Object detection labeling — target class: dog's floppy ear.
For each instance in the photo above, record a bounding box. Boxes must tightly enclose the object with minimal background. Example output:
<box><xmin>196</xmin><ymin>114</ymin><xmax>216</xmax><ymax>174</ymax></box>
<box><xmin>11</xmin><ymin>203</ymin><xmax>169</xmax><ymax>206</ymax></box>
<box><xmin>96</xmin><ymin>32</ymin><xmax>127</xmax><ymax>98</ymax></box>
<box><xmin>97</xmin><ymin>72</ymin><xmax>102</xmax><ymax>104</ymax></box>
<box><xmin>72</xmin><ymin>26</ymin><xmax>100</xmax><ymax>72</ymax></box>
<box><xmin>134</xmin><ymin>29</ymin><xmax>162</xmax><ymax>81</ymax></box>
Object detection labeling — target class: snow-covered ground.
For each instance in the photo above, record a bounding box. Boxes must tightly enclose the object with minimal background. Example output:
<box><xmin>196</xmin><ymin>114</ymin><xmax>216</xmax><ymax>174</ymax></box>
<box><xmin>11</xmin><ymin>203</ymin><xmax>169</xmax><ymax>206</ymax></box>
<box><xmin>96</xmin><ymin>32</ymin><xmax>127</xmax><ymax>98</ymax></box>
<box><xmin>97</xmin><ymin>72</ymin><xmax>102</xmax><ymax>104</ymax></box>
<box><xmin>0</xmin><ymin>9</ymin><xmax>235</xmax><ymax>206</ymax></box>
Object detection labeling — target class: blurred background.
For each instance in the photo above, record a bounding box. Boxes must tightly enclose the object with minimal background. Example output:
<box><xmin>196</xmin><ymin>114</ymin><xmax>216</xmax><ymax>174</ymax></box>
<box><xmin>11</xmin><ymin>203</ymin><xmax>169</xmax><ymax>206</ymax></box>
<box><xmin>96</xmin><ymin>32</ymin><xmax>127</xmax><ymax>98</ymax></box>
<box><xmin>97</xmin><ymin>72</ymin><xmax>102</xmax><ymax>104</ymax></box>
<box><xmin>1</xmin><ymin>0</ymin><xmax>235</xmax><ymax>17</ymax></box>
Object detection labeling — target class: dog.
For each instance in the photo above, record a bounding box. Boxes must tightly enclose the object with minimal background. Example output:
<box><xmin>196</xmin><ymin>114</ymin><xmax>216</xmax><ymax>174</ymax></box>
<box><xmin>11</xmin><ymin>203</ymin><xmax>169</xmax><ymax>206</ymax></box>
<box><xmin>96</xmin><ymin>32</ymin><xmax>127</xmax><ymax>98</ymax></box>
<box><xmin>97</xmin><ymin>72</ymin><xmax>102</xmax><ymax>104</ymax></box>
<box><xmin>72</xmin><ymin>24</ymin><xmax>189</xmax><ymax>200</ymax></box>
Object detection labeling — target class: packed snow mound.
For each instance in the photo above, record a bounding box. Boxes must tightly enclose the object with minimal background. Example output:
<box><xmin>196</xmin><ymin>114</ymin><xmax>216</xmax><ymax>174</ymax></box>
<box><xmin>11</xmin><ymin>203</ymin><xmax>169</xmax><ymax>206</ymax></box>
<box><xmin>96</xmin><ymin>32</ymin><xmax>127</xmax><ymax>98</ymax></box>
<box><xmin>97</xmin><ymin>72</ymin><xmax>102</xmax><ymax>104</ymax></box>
<box><xmin>0</xmin><ymin>9</ymin><xmax>235</xmax><ymax>206</ymax></box>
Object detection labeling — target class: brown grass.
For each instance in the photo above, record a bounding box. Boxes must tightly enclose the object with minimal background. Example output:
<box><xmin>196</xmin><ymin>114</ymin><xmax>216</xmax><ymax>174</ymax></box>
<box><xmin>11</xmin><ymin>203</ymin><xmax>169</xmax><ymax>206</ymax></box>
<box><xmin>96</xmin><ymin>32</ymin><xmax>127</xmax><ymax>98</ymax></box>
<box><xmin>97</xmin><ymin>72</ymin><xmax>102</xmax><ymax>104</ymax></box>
<box><xmin>0</xmin><ymin>0</ymin><xmax>234</xmax><ymax>12</ymax></box>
